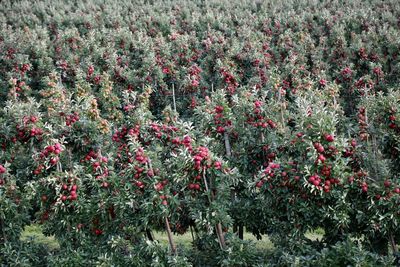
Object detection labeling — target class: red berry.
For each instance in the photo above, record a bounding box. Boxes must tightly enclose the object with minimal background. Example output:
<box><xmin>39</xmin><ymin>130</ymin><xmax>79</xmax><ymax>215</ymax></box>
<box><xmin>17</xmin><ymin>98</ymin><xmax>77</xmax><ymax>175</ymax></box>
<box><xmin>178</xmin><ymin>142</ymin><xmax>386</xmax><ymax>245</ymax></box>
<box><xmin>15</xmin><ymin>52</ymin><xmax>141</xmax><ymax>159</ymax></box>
<box><xmin>61</xmin><ymin>195</ymin><xmax>67</xmax><ymax>201</ymax></box>
<box><xmin>384</xmin><ymin>180</ymin><xmax>391</xmax><ymax>188</ymax></box>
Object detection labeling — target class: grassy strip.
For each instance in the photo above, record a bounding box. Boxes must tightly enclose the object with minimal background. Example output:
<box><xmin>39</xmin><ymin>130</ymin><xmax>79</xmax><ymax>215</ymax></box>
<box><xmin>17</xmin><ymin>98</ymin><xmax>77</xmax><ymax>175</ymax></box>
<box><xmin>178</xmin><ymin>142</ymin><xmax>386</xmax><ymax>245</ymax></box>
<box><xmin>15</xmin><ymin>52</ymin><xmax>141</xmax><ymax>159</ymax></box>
<box><xmin>20</xmin><ymin>224</ymin><xmax>323</xmax><ymax>252</ymax></box>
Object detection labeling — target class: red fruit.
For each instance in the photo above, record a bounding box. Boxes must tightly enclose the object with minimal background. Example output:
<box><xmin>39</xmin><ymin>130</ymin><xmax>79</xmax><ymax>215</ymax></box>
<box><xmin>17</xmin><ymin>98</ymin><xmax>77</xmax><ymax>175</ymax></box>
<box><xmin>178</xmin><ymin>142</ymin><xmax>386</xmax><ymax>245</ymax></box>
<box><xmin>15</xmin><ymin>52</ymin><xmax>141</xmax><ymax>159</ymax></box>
<box><xmin>71</xmin><ymin>185</ymin><xmax>78</xmax><ymax>191</ymax></box>
<box><xmin>296</xmin><ymin>132</ymin><xmax>304</xmax><ymax>138</ymax></box>
<box><xmin>325</xmin><ymin>134</ymin><xmax>334</xmax><ymax>142</ymax></box>
<box><xmin>101</xmin><ymin>182</ymin><xmax>109</xmax><ymax>188</ymax></box>
<box><xmin>194</xmin><ymin>184</ymin><xmax>200</xmax><ymax>190</ymax></box>
<box><xmin>155</xmin><ymin>183</ymin><xmax>163</xmax><ymax>191</ymax></box>
<box><xmin>94</xmin><ymin>229</ymin><xmax>103</xmax><ymax>236</ymax></box>
<box><xmin>0</xmin><ymin>179</ymin><xmax>4</xmax><ymax>186</ymax></box>
<box><xmin>375</xmin><ymin>194</ymin><xmax>381</xmax><ymax>200</ymax></box>
<box><xmin>70</xmin><ymin>193</ymin><xmax>77</xmax><ymax>200</ymax></box>
<box><xmin>62</xmin><ymin>184</ymin><xmax>68</xmax><ymax>190</ymax></box>
<box><xmin>318</xmin><ymin>154</ymin><xmax>326</xmax><ymax>163</ymax></box>
<box><xmin>389</xmin><ymin>115</ymin><xmax>395</xmax><ymax>121</ymax></box>
<box><xmin>61</xmin><ymin>195</ymin><xmax>67</xmax><ymax>201</ymax></box>
<box><xmin>214</xmin><ymin>161</ymin><xmax>222</xmax><ymax>170</ymax></box>
<box><xmin>384</xmin><ymin>180</ymin><xmax>391</xmax><ymax>188</ymax></box>
<box><xmin>46</xmin><ymin>146</ymin><xmax>55</xmax><ymax>153</ymax></box>
<box><xmin>161</xmin><ymin>200</ymin><xmax>168</xmax><ymax>205</ymax></box>
<box><xmin>216</xmin><ymin>126</ymin><xmax>225</xmax><ymax>133</ymax></box>
<box><xmin>30</xmin><ymin>116</ymin><xmax>38</xmax><ymax>123</ymax></box>
<box><xmin>49</xmin><ymin>158</ymin><xmax>58</xmax><ymax>165</ymax></box>
<box><xmin>92</xmin><ymin>162</ymin><xmax>100</xmax><ymax>169</ymax></box>
<box><xmin>136</xmin><ymin>181</ymin><xmax>144</xmax><ymax>188</ymax></box>
<box><xmin>267</xmin><ymin>119</ymin><xmax>276</xmax><ymax>129</ymax></box>
<box><xmin>351</xmin><ymin>139</ymin><xmax>357</xmax><ymax>148</ymax></box>
<box><xmin>393</xmin><ymin>188</ymin><xmax>400</xmax><ymax>194</ymax></box>
<box><xmin>41</xmin><ymin>195</ymin><xmax>47</xmax><ymax>202</ymax></box>
<box><xmin>317</xmin><ymin>146</ymin><xmax>325</xmax><ymax>153</ymax></box>
<box><xmin>0</xmin><ymin>165</ymin><xmax>6</xmax><ymax>174</ymax></box>
<box><xmin>188</xmin><ymin>183</ymin><xmax>195</xmax><ymax>190</ymax></box>
<box><xmin>361</xmin><ymin>185</ymin><xmax>368</xmax><ymax>192</ymax></box>
<box><xmin>389</xmin><ymin>123</ymin><xmax>396</xmax><ymax>129</ymax></box>
<box><xmin>361</xmin><ymin>186</ymin><xmax>368</xmax><ymax>192</ymax></box>
<box><xmin>256</xmin><ymin>181</ymin><xmax>264</xmax><ymax>188</ymax></box>
<box><xmin>215</xmin><ymin>105</ymin><xmax>224</xmax><ymax>113</ymax></box>
<box><xmin>30</xmin><ymin>128</ymin><xmax>37</xmax><ymax>136</ymax></box>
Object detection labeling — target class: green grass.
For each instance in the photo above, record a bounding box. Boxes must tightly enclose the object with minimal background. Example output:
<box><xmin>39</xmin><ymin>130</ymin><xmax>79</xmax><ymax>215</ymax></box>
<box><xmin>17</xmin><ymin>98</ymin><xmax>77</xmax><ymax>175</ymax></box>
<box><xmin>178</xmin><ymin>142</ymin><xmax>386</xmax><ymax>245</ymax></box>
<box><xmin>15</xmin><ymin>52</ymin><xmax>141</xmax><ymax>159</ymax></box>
<box><xmin>20</xmin><ymin>224</ymin><xmax>59</xmax><ymax>251</ymax></box>
<box><xmin>20</xmin><ymin>224</ymin><xmax>322</xmax><ymax>253</ymax></box>
<box><xmin>154</xmin><ymin>230</ymin><xmax>275</xmax><ymax>251</ymax></box>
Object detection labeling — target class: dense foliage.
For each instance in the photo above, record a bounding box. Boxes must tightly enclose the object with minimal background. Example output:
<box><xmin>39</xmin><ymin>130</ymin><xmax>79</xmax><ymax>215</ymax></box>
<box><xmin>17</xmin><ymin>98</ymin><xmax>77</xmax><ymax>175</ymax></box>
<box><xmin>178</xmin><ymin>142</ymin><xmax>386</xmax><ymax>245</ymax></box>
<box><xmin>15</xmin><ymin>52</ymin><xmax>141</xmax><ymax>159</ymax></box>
<box><xmin>1</xmin><ymin>0</ymin><xmax>400</xmax><ymax>265</ymax></box>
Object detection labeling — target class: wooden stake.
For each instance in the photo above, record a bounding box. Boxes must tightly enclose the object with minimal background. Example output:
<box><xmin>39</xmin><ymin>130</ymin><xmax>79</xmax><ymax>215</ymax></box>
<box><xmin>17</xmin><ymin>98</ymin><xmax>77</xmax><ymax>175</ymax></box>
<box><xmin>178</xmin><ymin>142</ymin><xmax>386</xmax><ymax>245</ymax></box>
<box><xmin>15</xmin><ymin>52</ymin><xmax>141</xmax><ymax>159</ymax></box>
<box><xmin>202</xmin><ymin>167</ymin><xmax>227</xmax><ymax>249</ymax></box>
<box><xmin>146</xmin><ymin>229</ymin><xmax>154</xmax><ymax>241</ymax></box>
<box><xmin>147</xmin><ymin>158</ymin><xmax>177</xmax><ymax>254</ymax></box>
<box><xmin>165</xmin><ymin>217</ymin><xmax>177</xmax><ymax>255</ymax></box>
<box><xmin>390</xmin><ymin>233</ymin><xmax>398</xmax><ymax>255</ymax></box>
<box><xmin>172</xmin><ymin>83</ymin><xmax>177</xmax><ymax>113</ymax></box>
<box><xmin>223</xmin><ymin>132</ymin><xmax>231</xmax><ymax>158</ymax></box>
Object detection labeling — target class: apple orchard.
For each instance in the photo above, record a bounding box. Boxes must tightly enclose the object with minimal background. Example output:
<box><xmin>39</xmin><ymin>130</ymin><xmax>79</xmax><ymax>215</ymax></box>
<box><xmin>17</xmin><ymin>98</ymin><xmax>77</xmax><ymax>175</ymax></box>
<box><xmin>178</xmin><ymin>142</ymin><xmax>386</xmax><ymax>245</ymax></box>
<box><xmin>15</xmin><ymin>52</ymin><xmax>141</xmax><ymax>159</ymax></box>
<box><xmin>0</xmin><ymin>0</ymin><xmax>399</xmax><ymax>266</ymax></box>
